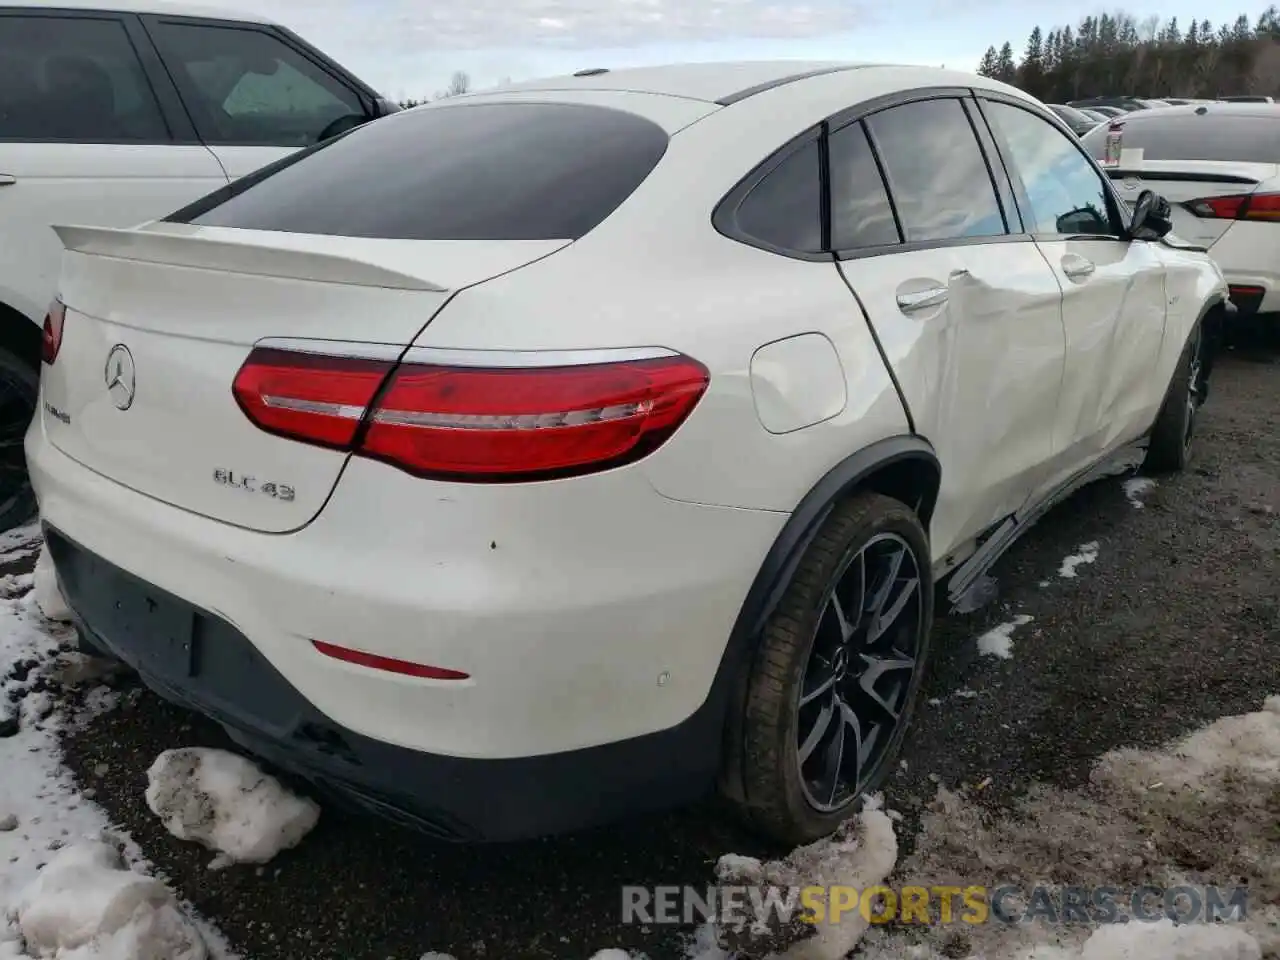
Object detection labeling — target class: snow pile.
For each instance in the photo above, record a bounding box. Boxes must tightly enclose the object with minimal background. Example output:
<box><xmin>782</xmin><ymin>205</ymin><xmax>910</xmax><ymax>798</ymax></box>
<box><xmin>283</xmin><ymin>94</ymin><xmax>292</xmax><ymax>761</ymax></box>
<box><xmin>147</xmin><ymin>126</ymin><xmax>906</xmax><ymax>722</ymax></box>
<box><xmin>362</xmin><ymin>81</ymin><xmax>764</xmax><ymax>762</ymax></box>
<box><xmin>976</xmin><ymin>614</ymin><xmax>1034</xmax><ymax>659</ymax></box>
<box><xmin>1121</xmin><ymin>477</ymin><xmax>1157</xmax><ymax>510</ymax></box>
<box><xmin>1013</xmin><ymin>918</ymin><xmax>1261</xmax><ymax>958</ymax></box>
<box><xmin>145</xmin><ymin>748</ymin><xmax>320</xmax><ymax>868</ymax></box>
<box><xmin>706</xmin><ymin>801</ymin><xmax>898</xmax><ymax>960</ymax></box>
<box><xmin>30</xmin><ymin>546</ymin><xmax>71</xmax><ymax>624</ymax></box>
<box><xmin>0</xmin><ymin>528</ymin><xmax>232</xmax><ymax>959</ymax></box>
<box><xmin>853</xmin><ymin>696</ymin><xmax>1280</xmax><ymax>960</ymax></box>
<box><xmin>1058</xmin><ymin>542</ymin><xmax>1099</xmax><ymax>578</ymax></box>
<box><xmin>5</xmin><ymin>839</ymin><xmax>206</xmax><ymax>959</ymax></box>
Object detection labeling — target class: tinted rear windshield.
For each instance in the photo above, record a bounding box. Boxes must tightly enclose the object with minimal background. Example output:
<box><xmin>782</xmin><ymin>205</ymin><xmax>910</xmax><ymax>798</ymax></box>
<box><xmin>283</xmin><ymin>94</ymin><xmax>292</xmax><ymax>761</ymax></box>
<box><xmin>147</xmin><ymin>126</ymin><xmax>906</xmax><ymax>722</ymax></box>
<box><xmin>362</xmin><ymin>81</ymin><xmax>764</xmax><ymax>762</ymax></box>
<box><xmin>1080</xmin><ymin>113</ymin><xmax>1280</xmax><ymax>163</ymax></box>
<box><xmin>171</xmin><ymin>102</ymin><xmax>670</xmax><ymax>241</ymax></box>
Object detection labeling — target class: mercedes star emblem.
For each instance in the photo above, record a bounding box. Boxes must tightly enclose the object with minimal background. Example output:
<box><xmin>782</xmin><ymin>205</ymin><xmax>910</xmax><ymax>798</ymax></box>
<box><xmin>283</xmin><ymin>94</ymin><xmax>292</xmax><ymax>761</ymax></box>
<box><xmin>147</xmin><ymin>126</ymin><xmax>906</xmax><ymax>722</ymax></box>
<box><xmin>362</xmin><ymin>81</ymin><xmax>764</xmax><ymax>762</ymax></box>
<box><xmin>104</xmin><ymin>344</ymin><xmax>136</xmax><ymax>411</ymax></box>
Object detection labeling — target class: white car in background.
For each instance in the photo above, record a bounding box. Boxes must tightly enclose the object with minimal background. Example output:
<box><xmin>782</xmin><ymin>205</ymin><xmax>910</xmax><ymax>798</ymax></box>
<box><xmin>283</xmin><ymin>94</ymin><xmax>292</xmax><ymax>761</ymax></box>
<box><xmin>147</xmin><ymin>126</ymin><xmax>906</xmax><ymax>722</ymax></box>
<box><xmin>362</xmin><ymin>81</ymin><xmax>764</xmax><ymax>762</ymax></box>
<box><xmin>0</xmin><ymin>0</ymin><xmax>397</xmax><ymax>528</ymax></box>
<box><xmin>1082</xmin><ymin>102</ymin><xmax>1280</xmax><ymax>320</ymax></box>
<box><xmin>28</xmin><ymin>62</ymin><xmax>1230</xmax><ymax>845</ymax></box>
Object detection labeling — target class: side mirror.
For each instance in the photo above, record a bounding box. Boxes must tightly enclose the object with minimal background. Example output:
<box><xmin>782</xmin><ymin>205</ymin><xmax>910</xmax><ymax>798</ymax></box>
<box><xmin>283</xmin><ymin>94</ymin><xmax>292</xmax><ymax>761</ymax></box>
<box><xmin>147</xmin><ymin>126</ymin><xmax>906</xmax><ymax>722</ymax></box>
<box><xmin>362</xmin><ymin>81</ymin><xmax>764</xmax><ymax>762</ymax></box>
<box><xmin>1130</xmin><ymin>189</ymin><xmax>1174</xmax><ymax>240</ymax></box>
<box><xmin>372</xmin><ymin>98</ymin><xmax>402</xmax><ymax>118</ymax></box>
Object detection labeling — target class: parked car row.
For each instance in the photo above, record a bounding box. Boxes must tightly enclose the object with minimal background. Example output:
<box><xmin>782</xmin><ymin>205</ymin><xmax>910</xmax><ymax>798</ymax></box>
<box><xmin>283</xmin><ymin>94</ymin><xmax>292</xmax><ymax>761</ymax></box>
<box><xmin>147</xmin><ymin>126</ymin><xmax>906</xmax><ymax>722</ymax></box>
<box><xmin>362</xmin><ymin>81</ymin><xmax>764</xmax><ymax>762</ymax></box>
<box><xmin>0</xmin><ymin>0</ymin><xmax>397</xmax><ymax>528</ymax></box>
<box><xmin>1048</xmin><ymin>94</ymin><xmax>1277</xmax><ymax>136</ymax></box>
<box><xmin>1081</xmin><ymin>100</ymin><xmax>1280</xmax><ymax>322</ymax></box>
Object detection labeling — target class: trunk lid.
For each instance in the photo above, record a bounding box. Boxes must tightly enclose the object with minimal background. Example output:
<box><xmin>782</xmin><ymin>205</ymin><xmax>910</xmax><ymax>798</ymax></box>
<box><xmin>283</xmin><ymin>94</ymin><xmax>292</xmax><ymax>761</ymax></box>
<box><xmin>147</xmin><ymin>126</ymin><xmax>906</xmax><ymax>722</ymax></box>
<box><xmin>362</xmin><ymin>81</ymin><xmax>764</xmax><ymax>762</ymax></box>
<box><xmin>42</xmin><ymin>222</ymin><xmax>567</xmax><ymax>532</ymax></box>
<box><xmin>1105</xmin><ymin>160</ymin><xmax>1280</xmax><ymax>247</ymax></box>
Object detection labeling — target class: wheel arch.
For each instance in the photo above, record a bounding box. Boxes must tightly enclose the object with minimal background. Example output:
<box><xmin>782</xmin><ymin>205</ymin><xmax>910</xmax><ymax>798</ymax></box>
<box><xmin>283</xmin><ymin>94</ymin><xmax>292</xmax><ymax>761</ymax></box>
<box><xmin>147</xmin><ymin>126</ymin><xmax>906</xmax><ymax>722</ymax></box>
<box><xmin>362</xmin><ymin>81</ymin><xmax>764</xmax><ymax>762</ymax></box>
<box><xmin>714</xmin><ymin>434</ymin><xmax>940</xmax><ymax>802</ymax></box>
<box><xmin>0</xmin><ymin>298</ymin><xmax>43</xmax><ymax>372</ymax></box>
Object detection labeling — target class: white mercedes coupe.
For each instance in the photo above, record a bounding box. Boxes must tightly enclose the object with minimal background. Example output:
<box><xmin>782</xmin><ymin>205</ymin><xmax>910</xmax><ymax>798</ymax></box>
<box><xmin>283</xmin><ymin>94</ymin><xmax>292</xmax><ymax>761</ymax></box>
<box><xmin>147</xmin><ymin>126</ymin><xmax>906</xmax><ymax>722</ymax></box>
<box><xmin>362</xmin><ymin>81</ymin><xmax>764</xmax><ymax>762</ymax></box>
<box><xmin>26</xmin><ymin>61</ymin><xmax>1230</xmax><ymax>844</ymax></box>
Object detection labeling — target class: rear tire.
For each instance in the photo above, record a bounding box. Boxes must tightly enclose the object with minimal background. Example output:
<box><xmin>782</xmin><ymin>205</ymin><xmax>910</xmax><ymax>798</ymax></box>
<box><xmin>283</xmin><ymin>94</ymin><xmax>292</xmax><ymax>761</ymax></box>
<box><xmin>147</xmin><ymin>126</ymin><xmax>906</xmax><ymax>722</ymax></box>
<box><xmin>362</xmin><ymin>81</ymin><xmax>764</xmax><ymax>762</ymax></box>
<box><xmin>1144</xmin><ymin>321</ymin><xmax>1207</xmax><ymax>474</ymax></box>
<box><xmin>727</xmin><ymin>491</ymin><xmax>932</xmax><ymax>846</ymax></box>
<box><xmin>0</xmin><ymin>345</ymin><xmax>38</xmax><ymax>532</ymax></box>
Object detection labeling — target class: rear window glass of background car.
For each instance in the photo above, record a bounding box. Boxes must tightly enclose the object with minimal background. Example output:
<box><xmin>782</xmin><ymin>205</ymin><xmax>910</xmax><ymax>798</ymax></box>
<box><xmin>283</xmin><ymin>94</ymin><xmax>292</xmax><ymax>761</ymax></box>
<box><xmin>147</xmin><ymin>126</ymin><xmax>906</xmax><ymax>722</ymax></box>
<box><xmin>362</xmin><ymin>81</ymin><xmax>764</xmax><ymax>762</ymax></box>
<box><xmin>174</xmin><ymin>102</ymin><xmax>670</xmax><ymax>241</ymax></box>
<box><xmin>0</xmin><ymin>15</ymin><xmax>168</xmax><ymax>142</ymax></box>
<box><xmin>1080</xmin><ymin>113</ymin><xmax>1280</xmax><ymax>163</ymax></box>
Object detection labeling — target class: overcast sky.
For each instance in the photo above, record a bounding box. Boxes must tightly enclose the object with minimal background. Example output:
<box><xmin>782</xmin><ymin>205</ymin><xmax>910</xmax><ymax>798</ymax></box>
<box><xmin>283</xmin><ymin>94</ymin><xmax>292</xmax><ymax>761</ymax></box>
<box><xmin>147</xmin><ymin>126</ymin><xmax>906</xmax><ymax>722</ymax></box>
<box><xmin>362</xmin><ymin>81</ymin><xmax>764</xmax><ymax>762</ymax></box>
<box><xmin>222</xmin><ymin>0</ymin><xmax>1269</xmax><ymax>100</ymax></box>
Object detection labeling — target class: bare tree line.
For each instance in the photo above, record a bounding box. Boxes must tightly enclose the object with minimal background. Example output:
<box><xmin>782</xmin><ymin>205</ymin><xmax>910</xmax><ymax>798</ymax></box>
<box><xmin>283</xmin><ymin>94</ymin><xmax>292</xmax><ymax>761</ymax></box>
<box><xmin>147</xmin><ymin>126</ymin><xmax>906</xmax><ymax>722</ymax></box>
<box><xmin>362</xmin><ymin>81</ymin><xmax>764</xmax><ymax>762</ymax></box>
<box><xmin>977</xmin><ymin>6</ymin><xmax>1280</xmax><ymax>100</ymax></box>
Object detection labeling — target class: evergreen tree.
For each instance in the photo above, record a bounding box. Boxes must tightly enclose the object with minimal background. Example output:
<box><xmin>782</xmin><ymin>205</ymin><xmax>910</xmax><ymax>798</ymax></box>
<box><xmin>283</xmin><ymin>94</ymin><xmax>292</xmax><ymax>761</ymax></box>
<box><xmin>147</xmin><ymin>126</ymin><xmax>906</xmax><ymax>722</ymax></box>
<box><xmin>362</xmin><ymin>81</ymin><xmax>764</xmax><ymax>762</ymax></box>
<box><xmin>976</xmin><ymin>7</ymin><xmax>1280</xmax><ymax>100</ymax></box>
<box><xmin>995</xmin><ymin>41</ymin><xmax>1017</xmax><ymax>82</ymax></box>
<box><xmin>977</xmin><ymin>46</ymin><xmax>1000</xmax><ymax>77</ymax></box>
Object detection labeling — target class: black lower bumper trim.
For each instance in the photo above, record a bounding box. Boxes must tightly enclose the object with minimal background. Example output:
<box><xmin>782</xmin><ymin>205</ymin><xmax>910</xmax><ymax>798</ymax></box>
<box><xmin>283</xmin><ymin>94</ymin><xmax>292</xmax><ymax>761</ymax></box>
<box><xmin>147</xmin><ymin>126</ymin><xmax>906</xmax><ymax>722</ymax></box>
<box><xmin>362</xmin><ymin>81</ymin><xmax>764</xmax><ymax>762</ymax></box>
<box><xmin>44</xmin><ymin>525</ymin><xmax>726</xmax><ymax>842</ymax></box>
<box><xmin>1226</xmin><ymin>286</ymin><xmax>1263</xmax><ymax>317</ymax></box>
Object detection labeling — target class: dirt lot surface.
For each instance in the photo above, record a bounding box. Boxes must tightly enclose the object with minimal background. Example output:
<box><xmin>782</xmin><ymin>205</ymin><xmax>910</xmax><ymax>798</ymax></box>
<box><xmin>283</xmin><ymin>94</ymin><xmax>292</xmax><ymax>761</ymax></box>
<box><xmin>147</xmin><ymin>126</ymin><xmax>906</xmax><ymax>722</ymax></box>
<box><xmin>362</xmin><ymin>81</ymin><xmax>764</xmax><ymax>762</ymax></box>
<box><xmin>58</xmin><ymin>340</ymin><xmax>1280</xmax><ymax>960</ymax></box>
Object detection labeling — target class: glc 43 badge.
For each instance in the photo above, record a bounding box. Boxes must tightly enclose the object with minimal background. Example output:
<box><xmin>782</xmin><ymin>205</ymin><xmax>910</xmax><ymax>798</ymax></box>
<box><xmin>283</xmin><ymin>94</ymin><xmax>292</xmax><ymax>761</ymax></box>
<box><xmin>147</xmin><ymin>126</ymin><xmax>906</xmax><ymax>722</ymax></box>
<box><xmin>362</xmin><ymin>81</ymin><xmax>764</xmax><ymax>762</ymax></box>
<box><xmin>213</xmin><ymin>469</ymin><xmax>295</xmax><ymax>502</ymax></box>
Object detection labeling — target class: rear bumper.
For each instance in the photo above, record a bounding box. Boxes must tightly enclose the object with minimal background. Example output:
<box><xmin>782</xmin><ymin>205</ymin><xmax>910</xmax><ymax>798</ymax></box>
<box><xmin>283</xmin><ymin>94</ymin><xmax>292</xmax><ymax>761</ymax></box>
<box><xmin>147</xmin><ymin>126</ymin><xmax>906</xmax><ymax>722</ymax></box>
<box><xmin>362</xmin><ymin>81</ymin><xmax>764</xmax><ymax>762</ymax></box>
<box><xmin>27</xmin><ymin>416</ymin><xmax>786</xmax><ymax>840</ymax></box>
<box><xmin>50</xmin><ymin>525</ymin><xmax>722</xmax><ymax>841</ymax></box>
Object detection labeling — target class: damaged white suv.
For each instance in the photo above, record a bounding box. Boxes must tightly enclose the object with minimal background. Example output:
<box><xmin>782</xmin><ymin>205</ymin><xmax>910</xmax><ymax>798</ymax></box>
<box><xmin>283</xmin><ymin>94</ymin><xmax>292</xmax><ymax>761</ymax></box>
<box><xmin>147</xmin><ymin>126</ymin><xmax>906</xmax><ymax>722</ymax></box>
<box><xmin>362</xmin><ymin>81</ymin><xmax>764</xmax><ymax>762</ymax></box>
<box><xmin>28</xmin><ymin>62</ymin><xmax>1230</xmax><ymax>844</ymax></box>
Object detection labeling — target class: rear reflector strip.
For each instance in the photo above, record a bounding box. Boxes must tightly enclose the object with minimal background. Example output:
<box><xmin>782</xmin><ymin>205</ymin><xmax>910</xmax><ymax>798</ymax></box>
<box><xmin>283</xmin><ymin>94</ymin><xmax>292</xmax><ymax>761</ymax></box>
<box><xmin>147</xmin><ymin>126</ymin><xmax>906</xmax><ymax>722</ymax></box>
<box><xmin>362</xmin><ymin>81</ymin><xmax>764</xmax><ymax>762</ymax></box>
<box><xmin>311</xmin><ymin>640</ymin><xmax>470</xmax><ymax>680</ymax></box>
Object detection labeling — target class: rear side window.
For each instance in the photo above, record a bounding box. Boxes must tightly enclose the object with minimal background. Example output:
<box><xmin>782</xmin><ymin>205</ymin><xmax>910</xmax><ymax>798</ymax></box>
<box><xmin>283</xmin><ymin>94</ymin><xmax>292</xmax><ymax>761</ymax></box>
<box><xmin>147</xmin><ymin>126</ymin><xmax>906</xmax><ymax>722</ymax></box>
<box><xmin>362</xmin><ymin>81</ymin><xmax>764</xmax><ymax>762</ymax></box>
<box><xmin>0</xmin><ymin>15</ymin><xmax>168</xmax><ymax>142</ymax></box>
<box><xmin>827</xmin><ymin>122</ymin><xmax>900</xmax><ymax>250</ymax></box>
<box><xmin>146</xmin><ymin>21</ymin><xmax>366</xmax><ymax>147</ymax></box>
<box><xmin>1080</xmin><ymin>113</ymin><xmax>1280</xmax><ymax>163</ymax></box>
<box><xmin>733</xmin><ymin>140</ymin><xmax>823</xmax><ymax>253</ymax></box>
<box><xmin>174</xmin><ymin>102</ymin><xmax>670</xmax><ymax>241</ymax></box>
<box><xmin>864</xmin><ymin>99</ymin><xmax>1007</xmax><ymax>242</ymax></box>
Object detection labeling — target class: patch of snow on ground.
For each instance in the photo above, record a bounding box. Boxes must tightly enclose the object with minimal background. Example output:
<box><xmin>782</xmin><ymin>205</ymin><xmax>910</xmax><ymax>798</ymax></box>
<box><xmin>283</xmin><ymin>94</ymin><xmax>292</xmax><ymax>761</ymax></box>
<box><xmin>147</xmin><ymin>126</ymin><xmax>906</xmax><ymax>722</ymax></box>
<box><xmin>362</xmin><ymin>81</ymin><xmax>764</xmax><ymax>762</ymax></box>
<box><xmin>1058</xmin><ymin>541</ymin><xmax>1099</xmax><ymax>578</ymax></box>
<box><xmin>0</xmin><ymin>528</ymin><xmax>235</xmax><ymax>960</ymax></box>
<box><xmin>976</xmin><ymin>614</ymin><xmax>1034</xmax><ymax>659</ymax></box>
<box><xmin>852</xmin><ymin>695</ymin><xmax>1280</xmax><ymax>960</ymax></box>
<box><xmin>30</xmin><ymin>546</ymin><xmax>71</xmax><ymax>623</ymax></box>
<box><xmin>701</xmin><ymin>801</ymin><xmax>899</xmax><ymax>960</ymax></box>
<box><xmin>1122</xmin><ymin>476</ymin><xmax>1157</xmax><ymax>509</ymax></box>
<box><xmin>8</xmin><ymin>839</ymin><xmax>206</xmax><ymax>959</ymax></box>
<box><xmin>145</xmin><ymin>748</ymin><xmax>320</xmax><ymax>868</ymax></box>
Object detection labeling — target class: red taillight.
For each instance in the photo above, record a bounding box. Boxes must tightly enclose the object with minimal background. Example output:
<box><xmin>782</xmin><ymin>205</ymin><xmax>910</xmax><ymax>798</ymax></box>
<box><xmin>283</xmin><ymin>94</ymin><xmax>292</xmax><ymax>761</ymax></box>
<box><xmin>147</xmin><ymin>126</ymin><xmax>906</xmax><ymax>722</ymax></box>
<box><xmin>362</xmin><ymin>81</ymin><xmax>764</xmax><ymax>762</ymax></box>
<box><xmin>232</xmin><ymin>347</ymin><xmax>710</xmax><ymax>482</ymax></box>
<box><xmin>41</xmin><ymin>300</ymin><xmax>65</xmax><ymax>365</ymax></box>
<box><xmin>232</xmin><ymin>347</ymin><xmax>394</xmax><ymax>449</ymax></box>
<box><xmin>311</xmin><ymin>640</ymin><xmax>469</xmax><ymax>680</ymax></box>
<box><xmin>1186</xmin><ymin>192</ymin><xmax>1280</xmax><ymax>221</ymax></box>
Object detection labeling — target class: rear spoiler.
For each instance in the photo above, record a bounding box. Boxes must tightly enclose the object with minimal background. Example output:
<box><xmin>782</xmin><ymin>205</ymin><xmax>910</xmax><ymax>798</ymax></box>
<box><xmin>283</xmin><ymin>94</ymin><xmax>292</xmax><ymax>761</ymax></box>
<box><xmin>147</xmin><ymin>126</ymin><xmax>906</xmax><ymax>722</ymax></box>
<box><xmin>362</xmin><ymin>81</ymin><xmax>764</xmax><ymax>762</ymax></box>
<box><xmin>52</xmin><ymin>224</ymin><xmax>449</xmax><ymax>292</ymax></box>
<box><xmin>1102</xmin><ymin>168</ymin><xmax>1260</xmax><ymax>185</ymax></box>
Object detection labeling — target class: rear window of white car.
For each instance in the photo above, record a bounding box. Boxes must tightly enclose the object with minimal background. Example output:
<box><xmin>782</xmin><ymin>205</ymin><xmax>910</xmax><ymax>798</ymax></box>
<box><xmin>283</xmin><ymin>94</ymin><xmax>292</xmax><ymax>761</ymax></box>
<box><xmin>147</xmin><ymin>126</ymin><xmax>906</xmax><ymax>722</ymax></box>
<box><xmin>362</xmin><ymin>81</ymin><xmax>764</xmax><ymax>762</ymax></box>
<box><xmin>1080</xmin><ymin>112</ymin><xmax>1280</xmax><ymax>163</ymax></box>
<box><xmin>170</xmin><ymin>101</ymin><xmax>670</xmax><ymax>241</ymax></box>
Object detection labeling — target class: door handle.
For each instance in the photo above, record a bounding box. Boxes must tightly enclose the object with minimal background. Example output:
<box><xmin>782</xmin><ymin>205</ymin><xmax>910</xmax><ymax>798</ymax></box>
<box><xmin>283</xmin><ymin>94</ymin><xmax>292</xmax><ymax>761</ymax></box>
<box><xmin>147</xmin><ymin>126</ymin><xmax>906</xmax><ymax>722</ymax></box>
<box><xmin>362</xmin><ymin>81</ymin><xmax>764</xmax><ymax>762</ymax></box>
<box><xmin>0</xmin><ymin>175</ymin><xmax>15</xmax><ymax>186</ymax></box>
<box><xmin>896</xmin><ymin>286</ymin><xmax>949</xmax><ymax>313</ymax></box>
<box><xmin>1062</xmin><ymin>257</ymin><xmax>1095</xmax><ymax>280</ymax></box>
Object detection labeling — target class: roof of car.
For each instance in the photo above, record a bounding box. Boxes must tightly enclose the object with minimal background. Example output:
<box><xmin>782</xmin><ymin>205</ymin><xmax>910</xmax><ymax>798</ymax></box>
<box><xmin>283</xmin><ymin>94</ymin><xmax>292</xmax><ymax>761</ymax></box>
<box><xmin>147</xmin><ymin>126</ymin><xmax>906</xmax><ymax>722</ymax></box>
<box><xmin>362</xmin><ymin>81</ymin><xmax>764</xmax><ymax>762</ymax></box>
<box><xmin>474</xmin><ymin>61</ymin><xmax>967</xmax><ymax>106</ymax></box>
<box><xmin>1114</xmin><ymin>102</ymin><xmax>1280</xmax><ymax>121</ymax></box>
<box><xmin>3</xmin><ymin>0</ymin><xmax>277</xmax><ymax>24</ymax></box>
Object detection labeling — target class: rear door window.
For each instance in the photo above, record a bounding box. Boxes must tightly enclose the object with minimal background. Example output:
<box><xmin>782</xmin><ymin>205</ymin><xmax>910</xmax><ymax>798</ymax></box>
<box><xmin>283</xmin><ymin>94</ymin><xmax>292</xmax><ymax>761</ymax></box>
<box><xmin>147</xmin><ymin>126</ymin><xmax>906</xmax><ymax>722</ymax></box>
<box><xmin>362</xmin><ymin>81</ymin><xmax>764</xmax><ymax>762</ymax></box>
<box><xmin>1080</xmin><ymin>113</ymin><xmax>1280</xmax><ymax>163</ymax></box>
<box><xmin>145</xmin><ymin>20</ymin><xmax>366</xmax><ymax>147</ymax></box>
<box><xmin>170</xmin><ymin>102</ymin><xmax>670</xmax><ymax>241</ymax></box>
<box><xmin>864</xmin><ymin>98</ymin><xmax>1008</xmax><ymax>243</ymax></box>
<box><xmin>827</xmin><ymin>121</ymin><xmax>900</xmax><ymax>250</ymax></box>
<box><xmin>0</xmin><ymin>14</ymin><xmax>168</xmax><ymax>142</ymax></box>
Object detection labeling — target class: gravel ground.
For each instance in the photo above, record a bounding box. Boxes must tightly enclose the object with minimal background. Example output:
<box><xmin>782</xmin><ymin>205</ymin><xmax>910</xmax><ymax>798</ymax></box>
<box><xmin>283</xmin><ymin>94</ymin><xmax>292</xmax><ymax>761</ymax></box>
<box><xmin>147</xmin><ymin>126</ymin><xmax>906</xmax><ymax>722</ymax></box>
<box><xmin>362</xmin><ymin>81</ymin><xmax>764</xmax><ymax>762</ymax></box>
<box><xmin>58</xmin><ymin>340</ymin><xmax>1280</xmax><ymax>960</ymax></box>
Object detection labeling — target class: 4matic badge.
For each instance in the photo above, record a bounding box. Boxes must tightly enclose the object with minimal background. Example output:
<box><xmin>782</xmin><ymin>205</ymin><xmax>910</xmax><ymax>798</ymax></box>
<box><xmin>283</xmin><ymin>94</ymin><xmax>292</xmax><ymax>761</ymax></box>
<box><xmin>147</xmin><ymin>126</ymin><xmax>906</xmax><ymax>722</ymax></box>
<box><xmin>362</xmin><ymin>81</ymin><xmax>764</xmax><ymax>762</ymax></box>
<box><xmin>213</xmin><ymin>469</ymin><xmax>295</xmax><ymax>502</ymax></box>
